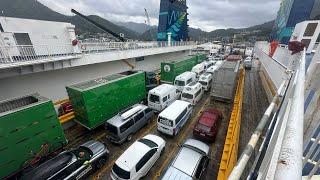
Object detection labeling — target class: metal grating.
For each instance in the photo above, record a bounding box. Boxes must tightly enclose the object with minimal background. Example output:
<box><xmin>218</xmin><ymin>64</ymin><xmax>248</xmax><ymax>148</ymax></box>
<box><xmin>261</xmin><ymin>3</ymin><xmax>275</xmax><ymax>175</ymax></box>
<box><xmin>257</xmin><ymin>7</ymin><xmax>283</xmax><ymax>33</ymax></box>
<box><xmin>72</xmin><ymin>74</ymin><xmax>125</xmax><ymax>90</ymax></box>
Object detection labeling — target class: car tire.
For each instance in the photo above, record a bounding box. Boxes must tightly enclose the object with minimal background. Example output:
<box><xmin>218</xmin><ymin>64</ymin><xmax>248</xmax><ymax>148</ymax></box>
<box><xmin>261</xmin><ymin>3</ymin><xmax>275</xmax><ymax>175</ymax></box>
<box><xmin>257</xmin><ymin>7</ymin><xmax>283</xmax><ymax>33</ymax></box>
<box><xmin>96</xmin><ymin>157</ymin><xmax>107</xmax><ymax>170</ymax></box>
<box><xmin>127</xmin><ymin>134</ymin><xmax>133</xmax><ymax>142</ymax></box>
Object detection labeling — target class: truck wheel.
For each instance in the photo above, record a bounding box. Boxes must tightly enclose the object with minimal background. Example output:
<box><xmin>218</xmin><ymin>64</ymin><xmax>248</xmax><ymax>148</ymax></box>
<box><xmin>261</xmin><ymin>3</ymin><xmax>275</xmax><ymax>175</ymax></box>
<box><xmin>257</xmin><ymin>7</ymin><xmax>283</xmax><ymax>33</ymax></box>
<box><xmin>127</xmin><ymin>134</ymin><xmax>133</xmax><ymax>141</ymax></box>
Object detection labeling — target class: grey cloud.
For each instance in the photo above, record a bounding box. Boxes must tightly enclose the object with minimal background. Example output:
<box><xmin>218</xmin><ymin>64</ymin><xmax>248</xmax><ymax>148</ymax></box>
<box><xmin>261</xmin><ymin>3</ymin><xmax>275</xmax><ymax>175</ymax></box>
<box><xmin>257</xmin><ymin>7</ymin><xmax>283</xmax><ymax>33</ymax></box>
<box><xmin>39</xmin><ymin>0</ymin><xmax>280</xmax><ymax>31</ymax></box>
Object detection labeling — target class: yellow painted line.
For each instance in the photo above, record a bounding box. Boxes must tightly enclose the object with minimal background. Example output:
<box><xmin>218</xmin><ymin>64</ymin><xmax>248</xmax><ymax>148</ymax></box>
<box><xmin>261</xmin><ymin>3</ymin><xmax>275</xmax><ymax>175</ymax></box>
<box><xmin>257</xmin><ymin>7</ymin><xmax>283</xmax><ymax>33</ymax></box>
<box><xmin>94</xmin><ymin>133</ymin><xmax>107</xmax><ymax>141</ymax></box>
<box><xmin>59</xmin><ymin>112</ymin><xmax>75</xmax><ymax>124</ymax></box>
<box><xmin>217</xmin><ymin>68</ymin><xmax>245</xmax><ymax>180</ymax></box>
<box><xmin>54</xmin><ymin>98</ymin><xmax>69</xmax><ymax>105</ymax></box>
<box><xmin>153</xmin><ymin>97</ymin><xmax>210</xmax><ymax>180</ymax></box>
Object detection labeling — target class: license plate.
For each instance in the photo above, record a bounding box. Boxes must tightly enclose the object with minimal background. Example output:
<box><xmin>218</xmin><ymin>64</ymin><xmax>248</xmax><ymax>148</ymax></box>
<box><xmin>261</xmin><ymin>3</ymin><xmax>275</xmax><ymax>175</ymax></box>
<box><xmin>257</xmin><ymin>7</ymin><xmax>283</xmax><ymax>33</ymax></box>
<box><xmin>200</xmin><ymin>133</ymin><xmax>205</xmax><ymax>136</ymax></box>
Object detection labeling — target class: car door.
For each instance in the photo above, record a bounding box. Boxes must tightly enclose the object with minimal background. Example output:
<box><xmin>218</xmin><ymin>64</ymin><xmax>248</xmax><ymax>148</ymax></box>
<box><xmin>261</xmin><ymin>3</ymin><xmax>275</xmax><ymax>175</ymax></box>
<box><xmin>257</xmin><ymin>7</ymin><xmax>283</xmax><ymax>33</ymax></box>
<box><xmin>133</xmin><ymin>112</ymin><xmax>145</xmax><ymax>132</ymax></box>
<box><xmin>194</xmin><ymin>156</ymin><xmax>209</xmax><ymax>180</ymax></box>
<box><xmin>144</xmin><ymin>108</ymin><xmax>153</xmax><ymax>122</ymax></box>
<box><xmin>135</xmin><ymin>149</ymin><xmax>158</xmax><ymax>178</ymax></box>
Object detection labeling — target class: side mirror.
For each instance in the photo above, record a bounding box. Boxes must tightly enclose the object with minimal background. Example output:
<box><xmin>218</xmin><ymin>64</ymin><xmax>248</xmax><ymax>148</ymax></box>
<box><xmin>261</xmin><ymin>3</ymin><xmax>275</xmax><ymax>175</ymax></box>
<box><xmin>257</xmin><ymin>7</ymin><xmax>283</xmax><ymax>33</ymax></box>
<box><xmin>84</xmin><ymin>161</ymin><xmax>91</xmax><ymax>166</ymax></box>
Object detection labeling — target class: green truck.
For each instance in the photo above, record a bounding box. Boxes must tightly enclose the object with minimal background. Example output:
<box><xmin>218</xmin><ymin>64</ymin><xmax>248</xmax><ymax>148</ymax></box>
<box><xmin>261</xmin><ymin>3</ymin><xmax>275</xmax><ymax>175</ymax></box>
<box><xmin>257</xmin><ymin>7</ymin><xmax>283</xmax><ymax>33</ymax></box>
<box><xmin>160</xmin><ymin>54</ymin><xmax>205</xmax><ymax>83</ymax></box>
<box><xmin>0</xmin><ymin>94</ymin><xmax>67</xmax><ymax>179</ymax></box>
<box><xmin>66</xmin><ymin>71</ymin><xmax>146</xmax><ymax>129</ymax></box>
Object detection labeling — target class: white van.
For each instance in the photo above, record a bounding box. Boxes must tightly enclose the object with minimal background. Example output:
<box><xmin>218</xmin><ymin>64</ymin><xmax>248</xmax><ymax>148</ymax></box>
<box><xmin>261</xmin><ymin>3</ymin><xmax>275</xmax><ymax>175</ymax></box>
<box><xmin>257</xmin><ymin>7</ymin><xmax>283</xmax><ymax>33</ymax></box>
<box><xmin>202</xmin><ymin>61</ymin><xmax>214</xmax><ymax>70</ymax></box>
<box><xmin>148</xmin><ymin>84</ymin><xmax>180</xmax><ymax>111</ymax></box>
<box><xmin>157</xmin><ymin>100</ymin><xmax>193</xmax><ymax>136</ymax></box>
<box><xmin>206</xmin><ymin>61</ymin><xmax>223</xmax><ymax>74</ymax></box>
<box><xmin>198</xmin><ymin>73</ymin><xmax>213</xmax><ymax>91</ymax></box>
<box><xmin>191</xmin><ymin>64</ymin><xmax>205</xmax><ymax>78</ymax></box>
<box><xmin>181</xmin><ymin>82</ymin><xmax>204</xmax><ymax>105</ymax></box>
<box><xmin>174</xmin><ymin>72</ymin><xmax>197</xmax><ymax>92</ymax></box>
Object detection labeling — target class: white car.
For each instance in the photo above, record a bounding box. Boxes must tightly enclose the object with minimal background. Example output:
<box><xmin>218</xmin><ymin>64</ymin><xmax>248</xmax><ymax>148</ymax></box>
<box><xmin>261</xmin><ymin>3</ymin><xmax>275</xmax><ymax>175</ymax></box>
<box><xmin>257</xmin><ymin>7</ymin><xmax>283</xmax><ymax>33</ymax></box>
<box><xmin>111</xmin><ymin>134</ymin><xmax>166</xmax><ymax>180</ymax></box>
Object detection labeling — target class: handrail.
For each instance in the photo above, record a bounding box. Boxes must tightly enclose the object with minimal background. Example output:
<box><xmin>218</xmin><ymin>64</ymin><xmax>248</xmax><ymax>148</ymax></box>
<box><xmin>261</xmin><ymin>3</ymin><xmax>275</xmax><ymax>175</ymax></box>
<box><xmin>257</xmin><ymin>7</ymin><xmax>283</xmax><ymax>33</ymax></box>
<box><xmin>228</xmin><ymin>80</ymin><xmax>287</xmax><ymax>180</ymax></box>
<box><xmin>0</xmin><ymin>41</ymin><xmax>196</xmax><ymax>64</ymax></box>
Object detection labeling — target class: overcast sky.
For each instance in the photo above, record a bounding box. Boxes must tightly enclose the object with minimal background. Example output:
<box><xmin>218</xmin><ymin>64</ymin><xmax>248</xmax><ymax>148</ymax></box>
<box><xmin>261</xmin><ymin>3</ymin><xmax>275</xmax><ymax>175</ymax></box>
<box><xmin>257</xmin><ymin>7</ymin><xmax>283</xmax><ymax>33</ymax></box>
<box><xmin>38</xmin><ymin>0</ymin><xmax>281</xmax><ymax>31</ymax></box>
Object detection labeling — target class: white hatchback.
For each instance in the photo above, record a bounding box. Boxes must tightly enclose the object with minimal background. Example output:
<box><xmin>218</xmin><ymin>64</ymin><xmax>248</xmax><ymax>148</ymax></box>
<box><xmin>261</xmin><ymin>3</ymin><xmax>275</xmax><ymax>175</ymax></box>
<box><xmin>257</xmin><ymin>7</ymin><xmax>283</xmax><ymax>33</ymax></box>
<box><xmin>111</xmin><ymin>134</ymin><xmax>166</xmax><ymax>180</ymax></box>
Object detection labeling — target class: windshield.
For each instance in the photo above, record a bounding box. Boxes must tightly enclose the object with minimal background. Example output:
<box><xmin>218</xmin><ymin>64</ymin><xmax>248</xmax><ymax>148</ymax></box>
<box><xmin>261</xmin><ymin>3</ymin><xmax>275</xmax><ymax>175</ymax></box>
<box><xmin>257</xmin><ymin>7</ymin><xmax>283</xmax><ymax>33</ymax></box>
<box><xmin>138</xmin><ymin>138</ymin><xmax>158</xmax><ymax>148</ymax></box>
<box><xmin>199</xmin><ymin>81</ymin><xmax>207</xmax><ymax>86</ymax></box>
<box><xmin>182</xmin><ymin>93</ymin><xmax>193</xmax><ymax>99</ymax></box>
<box><xmin>175</xmin><ymin>80</ymin><xmax>185</xmax><ymax>86</ymax></box>
<box><xmin>149</xmin><ymin>94</ymin><xmax>160</xmax><ymax>103</ymax></box>
<box><xmin>158</xmin><ymin>117</ymin><xmax>173</xmax><ymax>127</ymax></box>
<box><xmin>113</xmin><ymin>163</ymin><xmax>130</xmax><ymax>179</ymax></box>
<box><xmin>106</xmin><ymin>123</ymin><xmax>118</xmax><ymax>135</ymax></box>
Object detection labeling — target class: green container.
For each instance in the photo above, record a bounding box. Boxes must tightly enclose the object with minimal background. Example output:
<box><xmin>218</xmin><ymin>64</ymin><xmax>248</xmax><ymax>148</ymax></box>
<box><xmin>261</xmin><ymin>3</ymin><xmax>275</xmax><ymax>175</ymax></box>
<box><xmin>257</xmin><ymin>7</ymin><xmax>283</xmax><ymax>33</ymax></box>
<box><xmin>66</xmin><ymin>71</ymin><xmax>146</xmax><ymax>129</ymax></box>
<box><xmin>196</xmin><ymin>54</ymin><xmax>206</xmax><ymax>63</ymax></box>
<box><xmin>161</xmin><ymin>56</ymin><xmax>198</xmax><ymax>83</ymax></box>
<box><xmin>0</xmin><ymin>94</ymin><xmax>67</xmax><ymax>179</ymax></box>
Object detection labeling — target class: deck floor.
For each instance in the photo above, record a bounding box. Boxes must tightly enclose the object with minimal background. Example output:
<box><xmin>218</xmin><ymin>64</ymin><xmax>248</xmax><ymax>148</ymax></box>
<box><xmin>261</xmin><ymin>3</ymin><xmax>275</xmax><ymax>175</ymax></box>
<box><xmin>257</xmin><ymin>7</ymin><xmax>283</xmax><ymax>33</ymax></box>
<box><xmin>63</xmin><ymin>60</ymin><xmax>270</xmax><ymax>180</ymax></box>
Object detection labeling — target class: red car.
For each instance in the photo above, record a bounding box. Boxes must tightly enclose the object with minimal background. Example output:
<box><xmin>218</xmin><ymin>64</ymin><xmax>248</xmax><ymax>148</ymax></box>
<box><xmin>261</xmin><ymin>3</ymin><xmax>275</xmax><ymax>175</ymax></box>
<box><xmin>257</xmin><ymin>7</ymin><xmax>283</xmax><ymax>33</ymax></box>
<box><xmin>193</xmin><ymin>108</ymin><xmax>222</xmax><ymax>142</ymax></box>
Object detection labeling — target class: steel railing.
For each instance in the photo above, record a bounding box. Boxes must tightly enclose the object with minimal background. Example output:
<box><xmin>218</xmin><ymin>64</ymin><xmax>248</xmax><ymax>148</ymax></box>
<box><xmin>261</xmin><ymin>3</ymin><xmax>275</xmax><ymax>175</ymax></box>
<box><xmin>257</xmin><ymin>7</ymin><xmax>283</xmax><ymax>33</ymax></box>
<box><xmin>228</xmin><ymin>48</ymin><xmax>308</xmax><ymax>180</ymax></box>
<box><xmin>0</xmin><ymin>41</ymin><xmax>196</xmax><ymax>64</ymax></box>
<box><xmin>0</xmin><ymin>44</ymin><xmax>78</xmax><ymax>64</ymax></box>
<box><xmin>79</xmin><ymin>41</ymin><xmax>195</xmax><ymax>54</ymax></box>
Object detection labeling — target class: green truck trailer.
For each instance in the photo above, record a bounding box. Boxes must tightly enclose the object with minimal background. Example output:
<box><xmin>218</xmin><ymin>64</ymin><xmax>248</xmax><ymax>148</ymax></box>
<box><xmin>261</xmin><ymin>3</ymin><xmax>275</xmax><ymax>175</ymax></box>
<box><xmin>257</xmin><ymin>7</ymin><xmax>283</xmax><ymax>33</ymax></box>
<box><xmin>160</xmin><ymin>54</ymin><xmax>205</xmax><ymax>83</ymax></box>
<box><xmin>66</xmin><ymin>71</ymin><xmax>146</xmax><ymax>129</ymax></box>
<box><xmin>0</xmin><ymin>94</ymin><xmax>67</xmax><ymax>179</ymax></box>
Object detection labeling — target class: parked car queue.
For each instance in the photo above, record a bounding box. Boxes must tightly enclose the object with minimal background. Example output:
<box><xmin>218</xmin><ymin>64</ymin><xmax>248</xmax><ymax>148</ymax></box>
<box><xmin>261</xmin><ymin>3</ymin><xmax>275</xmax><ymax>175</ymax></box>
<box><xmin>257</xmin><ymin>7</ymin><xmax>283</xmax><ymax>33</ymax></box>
<box><xmin>21</xmin><ymin>59</ymin><xmax>224</xmax><ymax>180</ymax></box>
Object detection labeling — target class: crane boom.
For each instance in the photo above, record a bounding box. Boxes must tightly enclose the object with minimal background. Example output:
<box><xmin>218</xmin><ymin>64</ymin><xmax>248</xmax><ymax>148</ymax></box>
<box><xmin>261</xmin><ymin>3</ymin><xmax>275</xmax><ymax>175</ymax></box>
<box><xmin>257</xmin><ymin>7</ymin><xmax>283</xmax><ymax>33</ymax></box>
<box><xmin>71</xmin><ymin>9</ymin><xmax>126</xmax><ymax>42</ymax></box>
<box><xmin>144</xmin><ymin>8</ymin><xmax>154</xmax><ymax>40</ymax></box>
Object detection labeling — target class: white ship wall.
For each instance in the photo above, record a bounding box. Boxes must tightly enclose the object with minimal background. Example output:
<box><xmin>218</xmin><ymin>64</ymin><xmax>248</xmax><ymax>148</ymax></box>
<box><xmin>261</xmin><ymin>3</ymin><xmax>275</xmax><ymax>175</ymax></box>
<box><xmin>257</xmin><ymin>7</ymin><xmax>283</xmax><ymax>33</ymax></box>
<box><xmin>0</xmin><ymin>17</ymin><xmax>75</xmax><ymax>55</ymax></box>
<box><xmin>0</xmin><ymin>51</ymin><xmax>189</xmax><ymax>101</ymax></box>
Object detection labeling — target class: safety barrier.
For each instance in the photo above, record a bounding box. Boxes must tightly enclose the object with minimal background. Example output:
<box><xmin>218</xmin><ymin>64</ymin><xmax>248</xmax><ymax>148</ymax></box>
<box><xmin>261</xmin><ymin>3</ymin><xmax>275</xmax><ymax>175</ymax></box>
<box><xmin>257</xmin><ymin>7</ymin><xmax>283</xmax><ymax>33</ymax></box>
<box><xmin>0</xmin><ymin>44</ymin><xmax>77</xmax><ymax>64</ymax></box>
<box><xmin>217</xmin><ymin>68</ymin><xmax>245</xmax><ymax>180</ymax></box>
<box><xmin>0</xmin><ymin>41</ymin><xmax>196</xmax><ymax>64</ymax></box>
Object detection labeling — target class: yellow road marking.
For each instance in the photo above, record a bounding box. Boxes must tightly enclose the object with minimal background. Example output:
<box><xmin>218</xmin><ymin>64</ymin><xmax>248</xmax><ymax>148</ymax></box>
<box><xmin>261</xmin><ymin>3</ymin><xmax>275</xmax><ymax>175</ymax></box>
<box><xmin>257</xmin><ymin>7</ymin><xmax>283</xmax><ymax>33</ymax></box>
<box><xmin>94</xmin><ymin>132</ymin><xmax>107</xmax><ymax>141</ymax></box>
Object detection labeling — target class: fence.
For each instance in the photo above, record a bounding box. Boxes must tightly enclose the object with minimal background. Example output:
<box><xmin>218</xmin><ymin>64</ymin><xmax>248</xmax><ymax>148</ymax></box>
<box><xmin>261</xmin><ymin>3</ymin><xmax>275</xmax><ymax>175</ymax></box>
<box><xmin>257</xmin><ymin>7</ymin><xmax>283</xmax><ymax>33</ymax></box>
<box><xmin>0</xmin><ymin>44</ymin><xmax>76</xmax><ymax>64</ymax></box>
<box><xmin>0</xmin><ymin>41</ymin><xmax>195</xmax><ymax>64</ymax></box>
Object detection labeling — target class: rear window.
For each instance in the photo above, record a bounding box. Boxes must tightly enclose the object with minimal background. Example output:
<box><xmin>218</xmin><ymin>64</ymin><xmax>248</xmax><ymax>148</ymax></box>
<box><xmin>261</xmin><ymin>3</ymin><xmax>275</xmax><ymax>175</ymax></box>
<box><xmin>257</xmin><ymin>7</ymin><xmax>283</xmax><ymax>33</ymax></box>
<box><xmin>107</xmin><ymin>123</ymin><xmax>118</xmax><ymax>135</ymax></box>
<box><xmin>182</xmin><ymin>93</ymin><xmax>193</xmax><ymax>99</ymax></box>
<box><xmin>196</xmin><ymin>123</ymin><xmax>211</xmax><ymax>133</ymax></box>
<box><xmin>138</xmin><ymin>138</ymin><xmax>158</xmax><ymax>148</ymax></box>
<box><xmin>158</xmin><ymin>117</ymin><xmax>173</xmax><ymax>127</ymax></box>
<box><xmin>149</xmin><ymin>94</ymin><xmax>160</xmax><ymax>103</ymax></box>
<box><xmin>199</xmin><ymin>81</ymin><xmax>207</xmax><ymax>86</ymax></box>
<box><xmin>113</xmin><ymin>163</ymin><xmax>130</xmax><ymax>179</ymax></box>
<box><xmin>175</xmin><ymin>80</ymin><xmax>185</xmax><ymax>86</ymax></box>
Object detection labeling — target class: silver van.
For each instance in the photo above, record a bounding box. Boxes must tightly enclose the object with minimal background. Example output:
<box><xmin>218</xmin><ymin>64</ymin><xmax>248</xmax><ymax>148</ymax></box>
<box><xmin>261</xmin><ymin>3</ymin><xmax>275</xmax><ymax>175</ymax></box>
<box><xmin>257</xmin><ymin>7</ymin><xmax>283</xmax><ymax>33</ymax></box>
<box><xmin>106</xmin><ymin>104</ymin><xmax>154</xmax><ymax>144</ymax></box>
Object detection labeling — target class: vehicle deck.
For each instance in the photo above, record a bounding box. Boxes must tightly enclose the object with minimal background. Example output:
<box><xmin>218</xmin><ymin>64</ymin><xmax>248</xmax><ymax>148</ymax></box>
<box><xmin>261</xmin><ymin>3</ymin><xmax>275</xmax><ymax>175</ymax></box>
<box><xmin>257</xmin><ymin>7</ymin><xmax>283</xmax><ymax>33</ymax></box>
<box><xmin>63</xmin><ymin>62</ymin><xmax>269</xmax><ymax>180</ymax></box>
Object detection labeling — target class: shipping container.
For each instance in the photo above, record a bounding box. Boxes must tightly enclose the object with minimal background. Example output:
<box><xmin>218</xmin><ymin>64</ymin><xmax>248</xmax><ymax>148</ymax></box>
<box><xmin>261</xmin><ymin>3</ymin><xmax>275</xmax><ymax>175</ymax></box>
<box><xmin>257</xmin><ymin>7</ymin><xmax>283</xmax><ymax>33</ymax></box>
<box><xmin>161</xmin><ymin>56</ymin><xmax>198</xmax><ymax>83</ymax></box>
<box><xmin>66</xmin><ymin>71</ymin><xmax>146</xmax><ymax>130</ymax></box>
<box><xmin>0</xmin><ymin>94</ymin><xmax>67</xmax><ymax>179</ymax></box>
<box><xmin>210</xmin><ymin>61</ymin><xmax>240</xmax><ymax>103</ymax></box>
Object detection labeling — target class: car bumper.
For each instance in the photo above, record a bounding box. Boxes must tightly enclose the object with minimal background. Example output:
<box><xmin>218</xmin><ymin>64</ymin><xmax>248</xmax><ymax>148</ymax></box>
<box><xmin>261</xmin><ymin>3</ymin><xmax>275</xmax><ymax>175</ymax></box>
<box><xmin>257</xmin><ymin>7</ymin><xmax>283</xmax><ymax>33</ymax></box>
<box><xmin>193</xmin><ymin>131</ymin><xmax>215</xmax><ymax>142</ymax></box>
